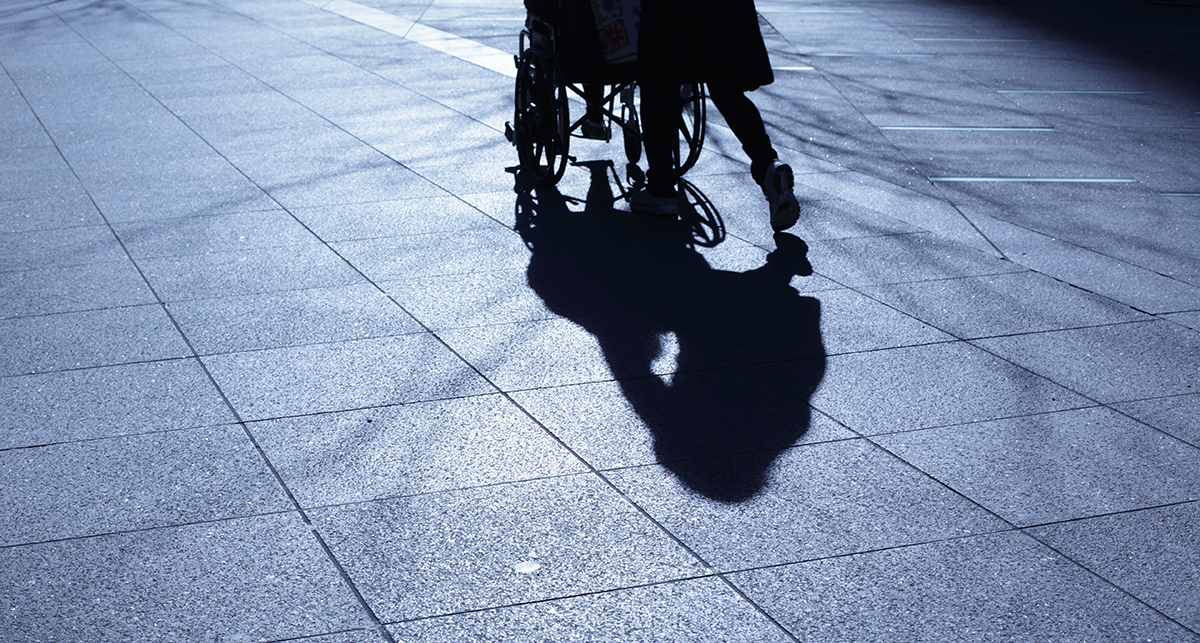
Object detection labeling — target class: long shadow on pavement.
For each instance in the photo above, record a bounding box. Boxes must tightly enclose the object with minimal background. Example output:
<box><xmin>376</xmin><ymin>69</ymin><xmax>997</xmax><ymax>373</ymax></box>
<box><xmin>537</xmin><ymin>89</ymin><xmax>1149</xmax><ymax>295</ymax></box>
<box><xmin>515</xmin><ymin>165</ymin><xmax>827</xmax><ymax>502</ymax></box>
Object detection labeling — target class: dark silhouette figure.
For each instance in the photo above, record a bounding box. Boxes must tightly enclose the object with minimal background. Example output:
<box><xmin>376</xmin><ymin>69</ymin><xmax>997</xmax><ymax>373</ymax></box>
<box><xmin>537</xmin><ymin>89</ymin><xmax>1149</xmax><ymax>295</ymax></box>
<box><xmin>515</xmin><ymin>165</ymin><xmax>826</xmax><ymax>502</ymax></box>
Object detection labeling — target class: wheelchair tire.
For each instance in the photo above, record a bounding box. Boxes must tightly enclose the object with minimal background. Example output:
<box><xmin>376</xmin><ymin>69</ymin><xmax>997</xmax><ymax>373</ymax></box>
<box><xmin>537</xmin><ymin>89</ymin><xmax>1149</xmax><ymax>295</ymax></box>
<box><xmin>513</xmin><ymin>42</ymin><xmax>570</xmax><ymax>184</ymax></box>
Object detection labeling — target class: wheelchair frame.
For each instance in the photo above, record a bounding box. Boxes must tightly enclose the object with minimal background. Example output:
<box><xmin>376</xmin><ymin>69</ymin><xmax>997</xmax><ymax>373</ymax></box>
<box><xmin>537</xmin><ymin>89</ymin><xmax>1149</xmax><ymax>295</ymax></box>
<box><xmin>505</xmin><ymin>11</ymin><xmax>707</xmax><ymax>186</ymax></box>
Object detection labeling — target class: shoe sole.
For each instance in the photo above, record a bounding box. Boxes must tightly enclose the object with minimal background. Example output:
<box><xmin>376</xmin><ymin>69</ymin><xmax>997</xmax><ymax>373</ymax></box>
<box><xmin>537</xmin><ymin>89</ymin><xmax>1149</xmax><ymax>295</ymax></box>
<box><xmin>767</xmin><ymin>164</ymin><xmax>799</xmax><ymax>231</ymax></box>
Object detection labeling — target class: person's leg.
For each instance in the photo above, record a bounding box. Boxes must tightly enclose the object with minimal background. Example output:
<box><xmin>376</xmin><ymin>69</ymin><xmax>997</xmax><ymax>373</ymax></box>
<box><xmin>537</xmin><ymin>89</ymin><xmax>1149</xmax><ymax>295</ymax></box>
<box><xmin>582</xmin><ymin>84</ymin><xmax>607</xmax><ymax>139</ymax></box>
<box><xmin>707</xmin><ymin>81</ymin><xmax>799</xmax><ymax>231</ymax></box>
<box><xmin>705</xmin><ymin>81</ymin><xmax>776</xmax><ymax>185</ymax></box>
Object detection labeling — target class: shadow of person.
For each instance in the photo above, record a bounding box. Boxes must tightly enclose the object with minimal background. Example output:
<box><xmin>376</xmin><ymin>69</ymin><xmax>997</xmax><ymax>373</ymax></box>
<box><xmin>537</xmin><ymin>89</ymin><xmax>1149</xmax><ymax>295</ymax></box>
<box><xmin>516</xmin><ymin>164</ymin><xmax>826</xmax><ymax>503</ymax></box>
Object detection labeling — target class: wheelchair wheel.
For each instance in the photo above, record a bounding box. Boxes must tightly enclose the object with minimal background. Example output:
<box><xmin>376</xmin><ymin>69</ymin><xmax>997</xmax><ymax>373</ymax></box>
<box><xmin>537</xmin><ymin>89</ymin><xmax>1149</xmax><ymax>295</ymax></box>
<box><xmin>677</xmin><ymin>83</ymin><xmax>706</xmax><ymax>174</ymax></box>
<box><xmin>513</xmin><ymin>42</ymin><xmax>570</xmax><ymax>184</ymax></box>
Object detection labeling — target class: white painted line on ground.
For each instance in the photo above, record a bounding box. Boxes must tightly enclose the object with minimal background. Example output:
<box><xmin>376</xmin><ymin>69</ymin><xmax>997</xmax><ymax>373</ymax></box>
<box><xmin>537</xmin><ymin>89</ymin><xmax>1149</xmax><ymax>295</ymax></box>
<box><xmin>1101</xmin><ymin>47</ymin><xmax>1178</xmax><ymax>51</ymax></box>
<box><xmin>913</xmin><ymin>38</ymin><xmax>1034</xmax><ymax>42</ymax></box>
<box><xmin>317</xmin><ymin>0</ymin><xmax>517</xmax><ymax>78</ymax></box>
<box><xmin>930</xmin><ymin>177</ymin><xmax>1137</xmax><ymax>183</ymax></box>
<box><xmin>880</xmin><ymin>126</ymin><xmax>1054</xmax><ymax>131</ymax></box>
<box><xmin>757</xmin><ymin>8</ymin><xmax>865</xmax><ymax>13</ymax></box>
<box><xmin>773</xmin><ymin>66</ymin><xmax>817</xmax><ymax>71</ymax></box>
<box><xmin>997</xmin><ymin>90</ymin><xmax>1147</xmax><ymax>94</ymax></box>
<box><xmin>1161</xmin><ymin>192</ymin><xmax>1200</xmax><ymax>197</ymax></box>
<box><xmin>809</xmin><ymin>53</ymin><xmax>935</xmax><ymax>57</ymax></box>
<box><xmin>1122</xmin><ymin>27</ymin><xmax>1200</xmax><ymax>32</ymax></box>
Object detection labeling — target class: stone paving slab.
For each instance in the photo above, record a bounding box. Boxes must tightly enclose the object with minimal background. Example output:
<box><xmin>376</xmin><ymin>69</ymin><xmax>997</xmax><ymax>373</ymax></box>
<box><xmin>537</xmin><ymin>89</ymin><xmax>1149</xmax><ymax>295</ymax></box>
<box><xmin>876</xmin><ymin>406</ymin><xmax>1200</xmax><ymax>526</ymax></box>
<box><xmin>0</xmin><ymin>305</ymin><xmax>192</xmax><ymax>377</ymax></box>
<box><xmin>858</xmin><ymin>270</ymin><xmax>1152</xmax><ymax>339</ymax></box>
<box><xmin>309</xmin><ymin>474</ymin><xmax>708</xmax><ymax>622</ymax></box>
<box><xmin>387</xmin><ymin>577</ymin><xmax>794</xmax><ymax>643</ymax></box>
<box><xmin>974</xmin><ymin>319</ymin><xmax>1200</xmax><ymax>403</ymax></box>
<box><xmin>1028</xmin><ymin>501</ymin><xmax>1200</xmax><ymax>633</ymax></box>
<box><xmin>608</xmin><ymin>438</ymin><xmax>1008</xmax><ymax>568</ymax></box>
<box><xmin>201</xmin><ymin>333</ymin><xmax>497</xmax><ymax>419</ymax></box>
<box><xmin>0</xmin><ymin>261</ymin><xmax>156</xmax><ymax>319</ymax></box>
<box><xmin>138</xmin><ymin>243</ymin><xmax>367</xmax><ymax>301</ymax></box>
<box><xmin>509</xmin><ymin>372</ymin><xmax>854</xmax><ymax>470</ymax></box>
<box><xmin>1113</xmin><ymin>392</ymin><xmax>1200</xmax><ymax>446</ymax></box>
<box><xmin>1</xmin><ymin>225</ymin><xmax>127</xmax><ymax>272</ymax></box>
<box><xmin>112</xmin><ymin>210</ymin><xmax>322</xmax><ymax>259</ymax></box>
<box><xmin>289</xmin><ymin>194</ymin><xmax>497</xmax><ymax>240</ymax></box>
<box><xmin>0</xmin><ymin>513</ymin><xmax>373</xmax><ymax>642</ymax></box>
<box><xmin>248</xmin><ymin>394</ymin><xmax>585</xmax><ymax>506</ymax></box>
<box><xmin>2</xmin><ymin>0</ymin><xmax>1199</xmax><ymax>640</ymax></box>
<box><xmin>965</xmin><ymin>210</ymin><xmax>1200</xmax><ymax>314</ymax></box>
<box><xmin>732</xmin><ymin>530</ymin><xmax>1199</xmax><ymax>642</ymax></box>
<box><xmin>791</xmin><ymin>340</ymin><xmax>1093</xmax><ymax>434</ymax></box>
<box><xmin>166</xmin><ymin>283</ymin><xmax>425</xmax><ymax>354</ymax></box>
<box><xmin>0</xmin><ymin>358</ymin><xmax>234</xmax><ymax>448</ymax></box>
<box><xmin>0</xmin><ymin>424</ymin><xmax>290</xmax><ymax>546</ymax></box>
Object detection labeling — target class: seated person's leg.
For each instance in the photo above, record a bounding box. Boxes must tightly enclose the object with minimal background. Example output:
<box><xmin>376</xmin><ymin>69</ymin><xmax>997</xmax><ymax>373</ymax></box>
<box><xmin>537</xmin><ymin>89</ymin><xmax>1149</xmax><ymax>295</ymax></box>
<box><xmin>629</xmin><ymin>79</ymin><xmax>681</xmax><ymax>216</ymax></box>
<box><xmin>581</xmin><ymin>84</ymin><xmax>607</xmax><ymax>139</ymax></box>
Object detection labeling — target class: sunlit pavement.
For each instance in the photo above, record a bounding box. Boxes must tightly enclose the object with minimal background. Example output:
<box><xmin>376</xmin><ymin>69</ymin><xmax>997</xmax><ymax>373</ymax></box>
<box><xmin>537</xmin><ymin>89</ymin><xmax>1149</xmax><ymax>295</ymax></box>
<box><xmin>2</xmin><ymin>0</ymin><xmax>1199</xmax><ymax>640</ymax></box>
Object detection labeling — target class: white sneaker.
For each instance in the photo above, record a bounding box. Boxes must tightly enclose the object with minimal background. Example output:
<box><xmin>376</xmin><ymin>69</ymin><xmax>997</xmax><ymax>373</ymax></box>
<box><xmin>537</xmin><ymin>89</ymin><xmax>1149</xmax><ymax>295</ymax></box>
<box><xmin>763</xmin><ymin>160</ymin><xmax>799</xmax><ymax>231</ymax></box>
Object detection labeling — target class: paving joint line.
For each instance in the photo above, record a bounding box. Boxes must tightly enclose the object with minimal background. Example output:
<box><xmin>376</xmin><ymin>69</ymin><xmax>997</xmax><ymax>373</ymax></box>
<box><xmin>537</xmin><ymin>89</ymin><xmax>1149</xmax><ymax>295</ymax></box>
<box><xmin>23</xmin><ymin>10</ymin><xmax>406</xmax><ymax>640</ymax></box>
<box><xmin>1018</xmin><ymin>515</ymin><xmax>1200</xmax><ymax>636</ymax></box>
<box><xmin>0</xmin><ymin>508</ymin><xmax>302</xmax><ymax>551</ymax></box>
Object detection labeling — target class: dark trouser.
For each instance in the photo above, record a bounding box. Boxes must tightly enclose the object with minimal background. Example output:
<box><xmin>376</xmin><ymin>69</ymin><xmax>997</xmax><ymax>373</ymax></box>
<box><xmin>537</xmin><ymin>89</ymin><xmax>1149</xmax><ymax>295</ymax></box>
<box><xmin>583</xmin><ymin>84</ymin><xmax>604</xmax><ymax>121</ymax></box>
<box><xmin>641</xmin><ymin>79</ymin><xmax>777</xmax><ymax>197</ymax></box>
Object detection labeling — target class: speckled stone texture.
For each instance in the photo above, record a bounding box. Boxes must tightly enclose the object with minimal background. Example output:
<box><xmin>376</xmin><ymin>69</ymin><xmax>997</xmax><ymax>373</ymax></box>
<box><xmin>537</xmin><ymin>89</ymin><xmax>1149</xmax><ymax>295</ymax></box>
<box><xmin>2</xmin><ymin>0</ymin><xmax>1198</xmax><ymax>640</ymax></box>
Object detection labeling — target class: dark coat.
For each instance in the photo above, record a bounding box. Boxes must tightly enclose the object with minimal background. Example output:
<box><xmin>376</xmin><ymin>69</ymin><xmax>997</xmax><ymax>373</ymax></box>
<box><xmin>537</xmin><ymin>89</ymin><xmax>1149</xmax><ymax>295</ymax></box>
<box><xmin>637</xmin><ymin>0</ymin><xmax>774</xmax><ymax>91</ymax></box>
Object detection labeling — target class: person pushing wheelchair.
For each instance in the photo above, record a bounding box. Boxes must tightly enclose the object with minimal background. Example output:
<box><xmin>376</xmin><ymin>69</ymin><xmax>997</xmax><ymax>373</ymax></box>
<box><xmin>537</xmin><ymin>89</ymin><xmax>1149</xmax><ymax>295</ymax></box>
<box><xmin>631</xmin><ymin>0</ymin><xmax>800</xmax><ymax>231</ymax></box>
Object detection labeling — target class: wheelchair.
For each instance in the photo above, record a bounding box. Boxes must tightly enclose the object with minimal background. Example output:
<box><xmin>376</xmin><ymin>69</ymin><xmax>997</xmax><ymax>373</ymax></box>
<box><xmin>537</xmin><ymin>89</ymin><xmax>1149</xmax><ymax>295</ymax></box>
<box><xmin>505</xmin><ymin>0</ymin><xmax>707</xmax><ymax>186</ymax></box>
